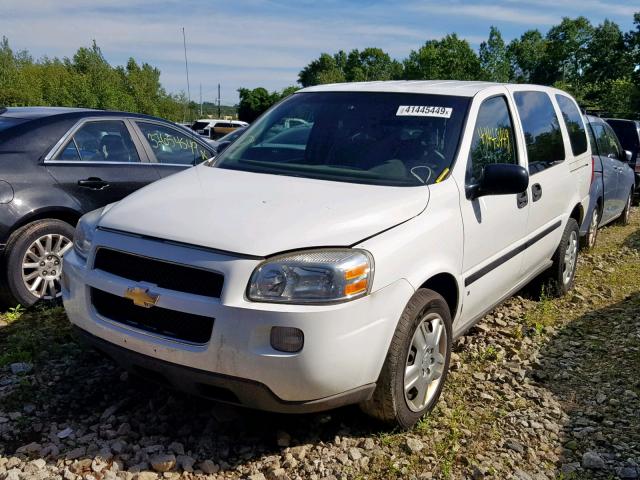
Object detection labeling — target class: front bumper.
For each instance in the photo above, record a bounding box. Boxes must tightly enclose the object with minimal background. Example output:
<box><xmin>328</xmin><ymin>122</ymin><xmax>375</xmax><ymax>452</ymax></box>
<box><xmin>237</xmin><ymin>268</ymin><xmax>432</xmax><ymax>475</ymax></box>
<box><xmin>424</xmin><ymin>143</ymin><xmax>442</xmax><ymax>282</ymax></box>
<box><xmin>62</xmin><ymin>228</ymin><xmax>414</xmax><ymax>409</ymax></box>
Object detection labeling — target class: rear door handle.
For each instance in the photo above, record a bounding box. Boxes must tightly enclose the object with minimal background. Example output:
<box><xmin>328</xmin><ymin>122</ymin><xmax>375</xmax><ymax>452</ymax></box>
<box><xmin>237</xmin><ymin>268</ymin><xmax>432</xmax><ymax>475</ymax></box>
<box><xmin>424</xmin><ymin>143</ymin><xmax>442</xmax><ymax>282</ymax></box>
<box><xmin>532</xmin><ymin>183</ymin><xmax>542</xmax><ymax>202</ymax></box>
<box><xmin>516</xmin><ymin>191</ymin><xmax>528</xmax><ymax>209</ymax></box>
<box><xmin>78</xmin><ymin>177</ymin><xmax>109</xmax><ymax>190</ymax></box>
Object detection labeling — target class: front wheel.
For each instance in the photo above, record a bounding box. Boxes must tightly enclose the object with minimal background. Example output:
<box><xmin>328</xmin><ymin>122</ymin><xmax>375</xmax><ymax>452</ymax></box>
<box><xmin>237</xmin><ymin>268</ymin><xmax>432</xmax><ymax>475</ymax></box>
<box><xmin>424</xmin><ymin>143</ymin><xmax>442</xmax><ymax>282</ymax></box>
<box><xmin>581</xmin><ymin>206</ymin><xmax>600</xmax><ymax>250</ymax></box>
<box><xmin>616</xmin><ymin>190</ymin><xmax>632</xmax><ymax>226</ymax></box>
<box><xmin>544</xmin><ymin>218</ymin><xmax>579</xmax><ymax>297</ymax></box>
<box><xmin>0</xmin><ymin>219</ymin><xmax>75</xmax><ymax>307</ymax></box>
<box><xmin>360</xmin><ymin>289</ymin><xmax>452</xmax><ymax>429</ymax></box>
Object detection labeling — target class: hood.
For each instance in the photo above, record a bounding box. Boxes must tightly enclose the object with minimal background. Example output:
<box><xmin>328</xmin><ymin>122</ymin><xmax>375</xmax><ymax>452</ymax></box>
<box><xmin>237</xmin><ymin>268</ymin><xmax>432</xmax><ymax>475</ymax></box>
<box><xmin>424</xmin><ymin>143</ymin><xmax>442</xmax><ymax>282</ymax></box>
<box><xmin>99</xmin><ymin>166</ymin><xmax>429</xmax><ymax>257</ymax></box>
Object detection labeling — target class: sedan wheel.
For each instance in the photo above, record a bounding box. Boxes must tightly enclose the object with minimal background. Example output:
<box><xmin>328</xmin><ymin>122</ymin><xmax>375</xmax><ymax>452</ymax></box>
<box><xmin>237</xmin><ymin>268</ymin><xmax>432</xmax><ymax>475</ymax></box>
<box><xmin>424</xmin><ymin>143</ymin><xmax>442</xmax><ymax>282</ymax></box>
<box><xmin>21</xmin><ymin>233</ymin><xmax>72</xmax><ymax>299</ymax></box>
<box><xmin>0</xmin><ymin>219</ymin><xmax>75</xmax><ymax>307</ymax></box>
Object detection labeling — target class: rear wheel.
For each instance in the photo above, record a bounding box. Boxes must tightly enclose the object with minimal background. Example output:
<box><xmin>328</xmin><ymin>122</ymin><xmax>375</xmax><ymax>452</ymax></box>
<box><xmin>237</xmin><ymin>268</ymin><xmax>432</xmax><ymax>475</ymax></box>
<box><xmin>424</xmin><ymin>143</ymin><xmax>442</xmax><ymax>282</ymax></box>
<box><xmin>0</xmin><ymin>219</ymin><xmax>74</xmax><ymax>307</ymax></box>
<box><xmin>543</xmin><ymin>218</ymin><xmax>579</xmax><ymax>297</ymax></box>
<box><xmin>360</xmin><ymin>289</ymin><xmax>452</xmax><ymax>429</ymax></box>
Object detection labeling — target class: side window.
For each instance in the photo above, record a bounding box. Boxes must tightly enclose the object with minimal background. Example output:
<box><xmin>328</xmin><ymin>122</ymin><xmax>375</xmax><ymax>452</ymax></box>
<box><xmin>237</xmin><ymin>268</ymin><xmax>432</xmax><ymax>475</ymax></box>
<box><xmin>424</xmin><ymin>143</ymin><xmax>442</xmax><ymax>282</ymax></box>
<box><xmin>592</xmin><ymin>124</ymin><xmax>618</xmax><ymax>158</ymax></box>
<box><xmin>602</xmin><ymin>124</ymin><xmax>623</xmax><ymax>159</ymax></box>
<box><xmin>136</xmin><ymin>122</ymin><xmax>212</xmax><ymax>165</ymax></box>
<box><xmin>466</xmin><ymin>95</ymin><xmax>517</xmax><ymax>184</ymax></box>
<box><xmin>513</xmin><ymin>91</ymin><xmax>565</xmax><ymax>175</ymax></box>
<box><xmin>56</xmin><ymin>120</ymin><xmax>140</xmax><ymax>163</ymax></box>
<box><xmin>555</xmin><ymin>95</ymin><xmax>588</xmax><ymax>156</ymax></box>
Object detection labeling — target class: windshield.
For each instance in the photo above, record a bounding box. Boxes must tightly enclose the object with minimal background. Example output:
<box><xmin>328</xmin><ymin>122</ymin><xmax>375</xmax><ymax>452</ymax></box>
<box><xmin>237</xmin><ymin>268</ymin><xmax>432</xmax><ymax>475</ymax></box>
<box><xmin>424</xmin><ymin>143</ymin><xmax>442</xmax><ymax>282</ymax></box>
<box><xmin>212</xmin><ymin>92</ymin><xmax>470</xmax><ymax>186</ymax></box>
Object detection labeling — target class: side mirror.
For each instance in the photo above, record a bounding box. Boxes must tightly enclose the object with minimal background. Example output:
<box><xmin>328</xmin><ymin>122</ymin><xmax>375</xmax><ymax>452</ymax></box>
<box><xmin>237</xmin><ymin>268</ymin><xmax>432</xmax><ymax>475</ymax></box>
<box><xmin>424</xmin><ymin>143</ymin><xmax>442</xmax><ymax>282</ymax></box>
<box><xmin>466</xmin><ymin>163</ymin><xmax>529</xmax><ymax>200</ymax></box>
<box><xmin>216</xmin><ymin>140</ymin><xmax>232</xmax><ymax>154</ymax></box>
<box><xmin>625</xmin><ymin>150</ymin><xmax>633</xmax><ymax>162</ymax></box>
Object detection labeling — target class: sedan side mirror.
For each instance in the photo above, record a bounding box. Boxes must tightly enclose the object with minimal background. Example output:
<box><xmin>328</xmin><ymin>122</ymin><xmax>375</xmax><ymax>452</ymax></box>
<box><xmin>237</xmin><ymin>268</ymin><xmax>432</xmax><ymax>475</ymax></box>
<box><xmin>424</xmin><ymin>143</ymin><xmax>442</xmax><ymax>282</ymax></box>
<box><xmin>625</xmin><ymin>150</ymin><xmax>633</xmax><ymax>162</ymax></box>
<box><xmin>467</xmin><ymin>163</ymin><xmax>529</xmax><ymax>200</ymax></box>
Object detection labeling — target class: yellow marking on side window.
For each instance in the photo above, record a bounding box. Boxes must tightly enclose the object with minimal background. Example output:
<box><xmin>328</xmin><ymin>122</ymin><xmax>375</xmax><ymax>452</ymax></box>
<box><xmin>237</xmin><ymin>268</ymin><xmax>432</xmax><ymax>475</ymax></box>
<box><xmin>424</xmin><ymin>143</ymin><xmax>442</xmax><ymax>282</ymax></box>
<box><xmin>435</xmin><ymin>167</ymin><xmax>449</xmax><ymax>183</ymax></box>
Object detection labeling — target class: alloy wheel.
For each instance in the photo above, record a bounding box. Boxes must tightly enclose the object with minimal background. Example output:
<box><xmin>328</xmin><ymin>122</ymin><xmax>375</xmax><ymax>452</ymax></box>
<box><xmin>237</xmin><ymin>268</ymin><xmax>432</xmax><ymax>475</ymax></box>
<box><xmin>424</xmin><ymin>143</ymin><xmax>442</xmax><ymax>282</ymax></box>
<box><xmin>21</xmin><ymin>233</ymin><xmax>73</xmax><ymax>299</ymax></box>
<box><xmin>587</xmin><ymin>208</ymin><xmax>599</xmax><ymax>249</ymax></box>
<box><xmin>562</xmin><ymin>230</ymin><xmax>578</xmax><ymax>285</ymax></box>
<box><xmin>404</xmin><ymin>312</ymin><xmax>447</xmax><ymax>412</ymax></box>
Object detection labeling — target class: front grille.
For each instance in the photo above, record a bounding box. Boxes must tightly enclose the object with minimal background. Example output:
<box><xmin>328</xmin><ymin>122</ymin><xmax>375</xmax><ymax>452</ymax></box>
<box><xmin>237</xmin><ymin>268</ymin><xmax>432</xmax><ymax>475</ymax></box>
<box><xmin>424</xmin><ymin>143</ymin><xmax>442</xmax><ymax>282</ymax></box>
<box><xmin>93</xmin><ymin>248</ymin><xmax>224</xmax><ymax>298</ymax></box>
<box><xmin>91</xmin><ymin>288</ymin><xmax>214</xmax><ymax>344</ymax></box>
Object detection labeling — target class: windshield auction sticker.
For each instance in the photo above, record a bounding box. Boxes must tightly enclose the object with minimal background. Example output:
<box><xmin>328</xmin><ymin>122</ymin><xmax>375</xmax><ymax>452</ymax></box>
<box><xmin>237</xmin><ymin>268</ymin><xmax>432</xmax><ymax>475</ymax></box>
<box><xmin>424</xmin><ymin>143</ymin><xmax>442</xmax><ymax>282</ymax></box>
<box><xmin>396</xmin><ymin>106</ymin><xmax>452</xmax><ymax>118</ymax></box>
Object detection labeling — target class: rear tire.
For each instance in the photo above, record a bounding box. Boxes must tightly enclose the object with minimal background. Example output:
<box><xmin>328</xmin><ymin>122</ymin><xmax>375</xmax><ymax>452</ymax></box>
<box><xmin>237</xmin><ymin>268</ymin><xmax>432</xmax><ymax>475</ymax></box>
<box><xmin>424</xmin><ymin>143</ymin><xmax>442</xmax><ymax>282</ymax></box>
<box><xmin>360</xmin><ymin>289</ymin><xmax>452</xmax><ymax>429</ymax></box>
<box><xmin>543</xmin><ymin>218</ymin><xmax>579</xmax><ymax>297</ymax></box>
<box><xmin>616</xmin><ymin>190</ymin><xmax>632</xmax><ymax>226</ymax></box>
<box><xmin>0</xmin><ymin>219</ymin><xmax>74</xmax><ymax>307</ymax></box>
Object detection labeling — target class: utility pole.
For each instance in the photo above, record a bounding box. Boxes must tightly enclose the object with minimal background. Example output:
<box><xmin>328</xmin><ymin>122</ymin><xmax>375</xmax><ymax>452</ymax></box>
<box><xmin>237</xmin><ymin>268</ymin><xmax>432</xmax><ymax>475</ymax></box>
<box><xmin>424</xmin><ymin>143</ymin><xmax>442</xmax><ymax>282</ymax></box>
<box><xmin>217</xmin><ymin>83</ymin><xmax>221</xmax><ymax>118</ymax></box>
<box><xmin>199</xmin><ymin>83</ymin><xmax>202</xmax><ymax>117</ymax></box>
<box><xmin>182</xmin><ymin>27</ymin><xmax>191</xmax><ymax>121</ymax></box>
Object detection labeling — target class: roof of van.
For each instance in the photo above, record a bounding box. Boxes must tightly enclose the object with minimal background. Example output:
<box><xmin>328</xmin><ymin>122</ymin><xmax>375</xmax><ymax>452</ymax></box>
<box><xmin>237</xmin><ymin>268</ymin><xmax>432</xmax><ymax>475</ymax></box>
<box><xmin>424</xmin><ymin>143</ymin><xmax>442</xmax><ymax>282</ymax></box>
<box><xmin>299</xmin><ymin>80</ymin><xmax>553</xmax><ymax>97</ymax></box>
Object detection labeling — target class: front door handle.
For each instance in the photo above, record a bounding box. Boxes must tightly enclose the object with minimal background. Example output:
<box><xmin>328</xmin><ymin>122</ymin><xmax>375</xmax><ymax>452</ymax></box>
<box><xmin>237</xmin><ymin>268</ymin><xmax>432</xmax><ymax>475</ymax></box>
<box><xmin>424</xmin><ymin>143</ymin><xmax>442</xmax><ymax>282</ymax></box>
<box><xmin>78</xmin><ymin>177</ymin><xmax>109</xmax><ymax>190</ymax></box>
<box><xmin>516</xmin><ymin>191</ymin><xmax>528</xmax><ymax>209</ymax></box>
<box><xmin>532</xmin><ymin>183</ymin><xmax>542</xmax><ymax>202</ymax></box>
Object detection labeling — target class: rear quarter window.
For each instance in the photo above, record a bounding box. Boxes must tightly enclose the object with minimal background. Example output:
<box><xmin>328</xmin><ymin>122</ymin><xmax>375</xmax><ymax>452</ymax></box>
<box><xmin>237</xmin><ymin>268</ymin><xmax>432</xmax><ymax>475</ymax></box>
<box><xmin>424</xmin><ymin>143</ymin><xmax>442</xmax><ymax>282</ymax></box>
<box><xmin>555</xmin><ymin>95</ymin><xmax>588</xmax><ymax>156</ymax></box>
<box><xmin>513</xmin><ymin>91</ymin><xmax>565</xmax><ymax>175</ymax></box>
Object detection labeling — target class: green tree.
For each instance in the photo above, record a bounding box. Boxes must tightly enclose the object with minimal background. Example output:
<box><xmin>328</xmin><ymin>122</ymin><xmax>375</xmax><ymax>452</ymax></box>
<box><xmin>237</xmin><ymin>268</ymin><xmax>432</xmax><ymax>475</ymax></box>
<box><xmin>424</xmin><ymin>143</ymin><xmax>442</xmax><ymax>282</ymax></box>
<box><xmin>539</xmin><ymin>17</ymin><xmax>594</xmax><ymax>86</ymax></box>
<box><xmin>237</xmin><ymin>86</ymin><xmax>298</xmax><ymax>122</ymax></box>
<box><xmin>298</xmin><ymin>53</ymin><xmax>346</xmax><ymax>87</ymax></box>
<box><xmin>403</xmin><ymin>34</ymin><xmax>482</xmax><ymax>80</ymax></box>
<box><xmin>507</xmin><ymin>30</ymin><xmax>547</xmax><ymax>83</ymax></box>
<box><xmin>344</xmin><ymin>48</ymin><xmax>402</xmax><ymax>82</ymax></box>
<box><xmin>479</xmin><ymin>26</ymin><xmax>512</xmax><ymax>82</ymax></box>
<box><xmin>584</xmin><ymin>20</ymin><xmax>631</xmax><ymax>83</ymax></box>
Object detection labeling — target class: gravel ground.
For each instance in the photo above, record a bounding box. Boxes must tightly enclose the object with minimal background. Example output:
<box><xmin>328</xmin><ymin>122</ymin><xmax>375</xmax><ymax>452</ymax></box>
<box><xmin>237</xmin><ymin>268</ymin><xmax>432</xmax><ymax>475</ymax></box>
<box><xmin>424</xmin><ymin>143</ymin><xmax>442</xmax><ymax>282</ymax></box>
<box><xmin>0</xmin><ymin>208</ymin><xmax>639</xmax><ymax>480</ymax></box>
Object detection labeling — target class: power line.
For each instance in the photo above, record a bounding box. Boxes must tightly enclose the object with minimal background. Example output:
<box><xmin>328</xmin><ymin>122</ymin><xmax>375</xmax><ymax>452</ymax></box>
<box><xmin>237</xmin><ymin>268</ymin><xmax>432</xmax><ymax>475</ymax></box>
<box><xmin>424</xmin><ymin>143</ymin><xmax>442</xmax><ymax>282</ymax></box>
<box><xmin>182</xmin><ymin>27</ymin><xmax>191</xmax><ymax>121</ymax></box>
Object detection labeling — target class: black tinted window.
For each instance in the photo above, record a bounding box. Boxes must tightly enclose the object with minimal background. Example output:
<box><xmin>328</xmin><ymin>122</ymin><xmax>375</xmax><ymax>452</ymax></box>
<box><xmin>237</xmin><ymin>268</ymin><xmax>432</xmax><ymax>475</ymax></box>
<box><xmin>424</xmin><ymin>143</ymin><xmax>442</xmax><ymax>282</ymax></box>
<box><xmin>592</xmin><ymin>124</ymin><xmax>622</xmax><ymax>159</ymax></box>
<box><xmin>606</xmin><ymin>120</ymin><xmax>639</xmax><ymax>151</ymax></box>
<box><xmin>514</xmin><ymin>91</ymin><xmax>565</xmax><ymax>174</ymax></box>
<box><xmin>137</xmin><ymin>122</ymin><xmax>211</xmax><ymax>165</ymax></box>
<box><xmin>467</xmin><ymin>96</ymin><xmax>517</xmax><ymax>184</ymax></box>
<box><xmin>555</xmin><ymin>95</ymin><xmax>588</xmax><ymax>156</ymax></box>
<box><xmin>57</xmin><ymin>120</ymin><xmax>140</xmax><ymax>162</ymax></box>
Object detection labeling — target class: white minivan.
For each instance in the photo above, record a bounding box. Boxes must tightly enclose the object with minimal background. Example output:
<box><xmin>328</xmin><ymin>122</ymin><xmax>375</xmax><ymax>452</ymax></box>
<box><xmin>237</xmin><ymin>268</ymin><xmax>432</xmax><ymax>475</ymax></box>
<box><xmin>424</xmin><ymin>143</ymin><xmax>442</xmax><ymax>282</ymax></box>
<box><xmin>63</xmin><ymin>81</ymin><xmax>591</xmax><ymax>428</ymax></box>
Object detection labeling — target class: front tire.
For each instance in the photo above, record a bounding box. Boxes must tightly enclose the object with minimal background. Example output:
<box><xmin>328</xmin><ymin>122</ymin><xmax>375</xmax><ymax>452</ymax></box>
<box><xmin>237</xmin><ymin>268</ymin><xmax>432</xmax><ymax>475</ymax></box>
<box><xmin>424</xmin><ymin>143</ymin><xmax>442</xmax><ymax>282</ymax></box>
<box><xmin>616</xmin><ymin>190</ymin><xmax>632</xmax><ymax>226</ymax></box>
<box><xmin>360</xmin><ymin>289</ymin><xmax>452</xmax><ymax>429</ymax></box>
<box><xmin>544</xmin><ymin>218</ymin><xmax>579</xmax><ymax>297</ymax></box>
<box><xmin>581</xmin><ymin>205</ymin><xmax>600</xmax><ymax>250</ymax></box>
<box><xmin>0</xmin><ymin>219</ymin><xmax>74</xmax><ymax>307</ymax></box>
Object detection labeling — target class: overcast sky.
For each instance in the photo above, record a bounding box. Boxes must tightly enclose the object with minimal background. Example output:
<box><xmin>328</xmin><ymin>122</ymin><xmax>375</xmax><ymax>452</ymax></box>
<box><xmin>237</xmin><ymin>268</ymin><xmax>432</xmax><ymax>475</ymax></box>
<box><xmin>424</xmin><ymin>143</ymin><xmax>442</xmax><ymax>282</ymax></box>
<box><xmin>1</xmin><ymin>0</ymin><xmax>637</xmax><ymax>104</ymax></box>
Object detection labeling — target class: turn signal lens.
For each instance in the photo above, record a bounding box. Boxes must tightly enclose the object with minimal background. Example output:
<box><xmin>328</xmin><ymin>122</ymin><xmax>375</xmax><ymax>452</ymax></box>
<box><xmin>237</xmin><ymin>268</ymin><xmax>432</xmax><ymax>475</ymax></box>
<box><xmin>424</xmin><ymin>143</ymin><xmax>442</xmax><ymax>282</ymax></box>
<box><xmin>345</xmin><ymin>263</ymin><xmax>368</xmax><ymax>280</ymax></box>
<box><xmin>344</xmin><ymin>278</ymin><xmax>368</xmax><ymax>296</ymax></box>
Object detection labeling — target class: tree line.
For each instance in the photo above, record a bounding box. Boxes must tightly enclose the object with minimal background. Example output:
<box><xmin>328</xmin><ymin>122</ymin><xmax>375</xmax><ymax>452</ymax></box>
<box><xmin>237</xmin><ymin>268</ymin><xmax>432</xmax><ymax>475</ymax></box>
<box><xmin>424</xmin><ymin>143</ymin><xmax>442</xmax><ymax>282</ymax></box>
<box><xmin>0</xmin><ymin>38</ymin><xmax>220</xmax><ymax>122</ymax></box>
<box><xmin>240</xmin><ymin>13</ymin><xmax>640</xmax><ymax>120</ymax></box>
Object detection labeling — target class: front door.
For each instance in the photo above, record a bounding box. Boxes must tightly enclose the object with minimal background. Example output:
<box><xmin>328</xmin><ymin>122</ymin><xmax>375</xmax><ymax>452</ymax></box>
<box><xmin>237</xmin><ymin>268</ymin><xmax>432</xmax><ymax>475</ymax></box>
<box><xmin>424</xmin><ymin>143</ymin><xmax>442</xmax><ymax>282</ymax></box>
<box><xmin>458</xmin><ymin>93</ymin><xmax>529</xmax><ymax>327</ymax></box>
<box><xmin>591</xmin><ymin>123</ymin><xmax>621</xmax><ymax>223</ymax></box>
<box><xmin>45</xmin><ymin>119</ymin><xmax>160</xmax><ymax>213</ymax></box>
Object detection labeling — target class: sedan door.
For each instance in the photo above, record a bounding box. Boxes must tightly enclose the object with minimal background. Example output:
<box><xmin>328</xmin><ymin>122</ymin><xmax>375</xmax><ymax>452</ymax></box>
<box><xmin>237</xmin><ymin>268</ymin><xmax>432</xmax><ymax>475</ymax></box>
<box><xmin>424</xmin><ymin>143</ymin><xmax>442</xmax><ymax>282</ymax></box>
<box><xmin>45</xmin><ymin>118</ymin><xmax>160</xmax><ymax>213</ymax></box>
<box><xmin>131</xmin><ymin>120</ymin><xmax>215</xmax><ymax>179</ymax></box>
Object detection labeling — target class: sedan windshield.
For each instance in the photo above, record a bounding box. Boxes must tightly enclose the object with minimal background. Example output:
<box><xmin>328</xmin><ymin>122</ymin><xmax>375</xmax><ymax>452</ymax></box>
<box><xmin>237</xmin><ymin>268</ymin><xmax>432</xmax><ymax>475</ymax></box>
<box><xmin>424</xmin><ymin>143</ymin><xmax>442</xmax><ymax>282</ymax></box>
<box><xmin>213</xmin><ymin>92</ymin><xmax>470</xmax><ymax>186</ymax></box>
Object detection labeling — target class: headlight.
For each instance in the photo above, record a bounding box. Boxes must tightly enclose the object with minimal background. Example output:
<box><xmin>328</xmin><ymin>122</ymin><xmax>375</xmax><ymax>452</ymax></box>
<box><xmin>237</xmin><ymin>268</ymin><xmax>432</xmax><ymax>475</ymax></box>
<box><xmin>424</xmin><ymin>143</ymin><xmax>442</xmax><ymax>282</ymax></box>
<box><xmin>73</xmin><ymin>208</ymin><xmax>104</xmax><ymax>259</ymax></box>
<box><xmin>247</xmin><ymin>249</ymin><xmax>374</xmax><ymax>304</ymax></box>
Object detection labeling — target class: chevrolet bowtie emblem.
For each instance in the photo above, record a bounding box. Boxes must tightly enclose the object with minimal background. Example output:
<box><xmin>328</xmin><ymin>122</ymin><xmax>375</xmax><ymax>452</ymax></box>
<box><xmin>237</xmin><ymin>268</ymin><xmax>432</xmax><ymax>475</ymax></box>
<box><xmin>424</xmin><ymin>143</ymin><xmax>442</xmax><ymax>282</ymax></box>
<box><xmin>124</xmin><ymin>287</ymin><xmax>159</xmax><ymax>308</ymax></box>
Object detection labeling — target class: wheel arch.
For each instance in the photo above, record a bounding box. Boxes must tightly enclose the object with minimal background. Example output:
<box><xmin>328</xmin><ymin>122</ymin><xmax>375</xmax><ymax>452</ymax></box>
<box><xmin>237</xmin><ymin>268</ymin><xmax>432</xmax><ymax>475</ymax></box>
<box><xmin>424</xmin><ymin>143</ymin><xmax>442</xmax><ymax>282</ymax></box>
<box><xmin>570</xmin><ymin>202</ymin><xmax>584</xmax><ymax>226</ymax></box>
<box><xmin>418</xmin><ymin>272</ymin><xmax>459</xmax><ymax>321</ymax></box>
<box><xmin>9</xmin><ymin>207</ymin><xmax>81</xmax><ymax>241</ymax></box>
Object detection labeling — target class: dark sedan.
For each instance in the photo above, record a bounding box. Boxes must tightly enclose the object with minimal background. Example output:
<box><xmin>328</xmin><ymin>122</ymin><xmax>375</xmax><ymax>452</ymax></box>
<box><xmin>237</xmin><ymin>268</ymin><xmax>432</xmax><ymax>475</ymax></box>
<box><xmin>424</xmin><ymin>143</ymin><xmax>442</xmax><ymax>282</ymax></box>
<box><xmin>0</xmin><ymin>107</ymin><xmax>215</xmax><ymax>306</ymax></box>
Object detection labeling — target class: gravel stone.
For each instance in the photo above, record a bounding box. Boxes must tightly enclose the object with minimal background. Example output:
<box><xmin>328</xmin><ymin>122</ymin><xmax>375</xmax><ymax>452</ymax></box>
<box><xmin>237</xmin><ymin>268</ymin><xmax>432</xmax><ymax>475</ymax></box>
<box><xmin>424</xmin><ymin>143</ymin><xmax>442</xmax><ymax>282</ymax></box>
<box><xmin>581</xmin><ymin>451</ymin><xmax>605</xmax><ymax>469</ymax></box>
